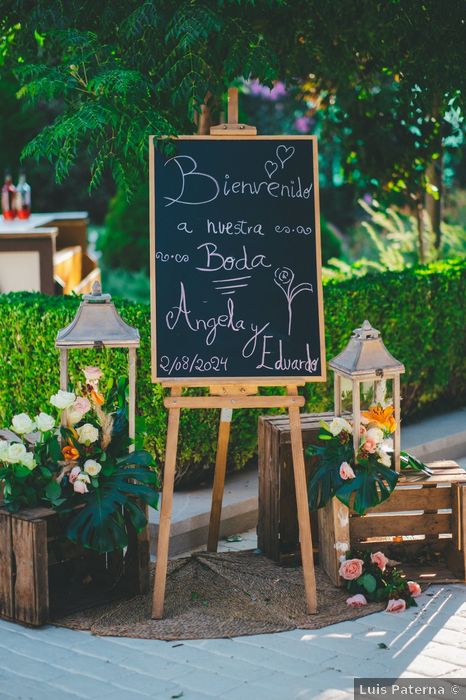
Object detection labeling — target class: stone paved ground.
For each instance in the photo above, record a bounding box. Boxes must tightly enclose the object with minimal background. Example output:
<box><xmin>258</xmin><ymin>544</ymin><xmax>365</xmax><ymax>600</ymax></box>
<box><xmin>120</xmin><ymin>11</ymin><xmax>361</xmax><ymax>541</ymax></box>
<box><xmin>0</xmin><ymin>546</ymin><xmax>465</xmax><ymax>700</ymax></box>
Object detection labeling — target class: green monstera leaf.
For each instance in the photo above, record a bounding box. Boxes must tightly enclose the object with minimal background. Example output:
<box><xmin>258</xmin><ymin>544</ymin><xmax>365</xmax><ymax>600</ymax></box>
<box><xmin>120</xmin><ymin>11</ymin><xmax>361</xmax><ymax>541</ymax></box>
<box><xmin>66</xmin><ymin>464</ymin><xmax>159</xmax><ymax>553</ymax></box>
<box><xmin>335</xmin><ymin>463</ymin><xmax>398</xmax><ymax>515</ymax></box>
<box><xmin>307</xmin><ymin>438</ymin><xmax>354</xmax><ymax>510</ymax></box>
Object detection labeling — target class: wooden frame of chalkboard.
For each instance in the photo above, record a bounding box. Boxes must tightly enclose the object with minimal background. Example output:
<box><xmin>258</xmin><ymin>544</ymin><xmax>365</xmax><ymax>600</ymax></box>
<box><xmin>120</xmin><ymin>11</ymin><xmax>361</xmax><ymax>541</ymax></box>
<box><xmin>149</xmin><ymin>134</ymin><xmax>326</xmax><ymax>387</ymax></box>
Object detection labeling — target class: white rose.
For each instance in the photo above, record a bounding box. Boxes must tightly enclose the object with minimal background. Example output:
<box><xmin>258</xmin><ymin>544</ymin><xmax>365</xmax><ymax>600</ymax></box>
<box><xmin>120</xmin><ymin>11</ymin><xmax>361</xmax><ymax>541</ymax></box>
<box><xmin>329</xmin><ymin>417</ymin><xmax>353</xmax><ymax>436</ymax></box>
<box><xmin>50</xmin><ymin>390</ymin><xmax>76</xmax><ymax>410</ymax></box>
<box><xmin>377</xmin><ymin>449</ymin><xmax>392</xmax><ymax>468</ymax></box>
<box><xmin>35</xmin><ymin>412</ymin><xmax>55</xmax><ymax>432</ymax></box>
<box><xmin>76</xmin><ymin>423</ymin><xmax>99</xmax><ymax>445</ymax></box>
<box><xmin>0</xmin><ymin>440</ymin><xmax>9</xmax><ymax>461</ymax></box>
<box><xmin>22</xmin><ymin>452</ymin><xmax>37</xmax><ymax>471</ymax></box>
<box><xmin>6</xmin><ymin>442</ymin><xmax>27</xmax><ymax>464</ymax></box>
<box><xmin>11</xmin><ymin>413</ymin><xmax>35</xmax><ymax>435</ymax></box>
<box><xmin>84</xmin><ymin>459</ymin><xmax>102</xmax><ymax>477</ymax></box>
<box><xmin>366</xmin><ymin>427</ymin><xmax>384</xmax><ymax>445</ymax></box>
<box><xmin>77</xmin><ymin>472</ymin><xmax>91</xmax><ymax>484</ymax></box>
<box><xmin>65</xmin><ymin>408</ymin><xmax>84</xmax><ymax>426</ymax></box>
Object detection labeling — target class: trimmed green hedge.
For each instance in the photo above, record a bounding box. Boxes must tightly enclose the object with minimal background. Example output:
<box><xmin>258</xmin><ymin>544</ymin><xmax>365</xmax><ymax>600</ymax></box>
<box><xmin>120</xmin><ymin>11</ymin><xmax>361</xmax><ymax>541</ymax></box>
<box><xmin>1</xmin><ymin>258</ymin><xmax>466</xmax><ymax>485</ymax></box>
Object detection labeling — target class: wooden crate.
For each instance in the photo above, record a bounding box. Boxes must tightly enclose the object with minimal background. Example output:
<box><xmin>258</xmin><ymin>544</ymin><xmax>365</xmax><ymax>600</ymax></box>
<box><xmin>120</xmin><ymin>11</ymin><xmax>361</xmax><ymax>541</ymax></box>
<box><xmin>258</xmin><ymin>412</ymin><xmax>332</xmax><ymax>564</ymax></box>
<box><xmin>0</xmin><ymin>504</ymin><xmax>150</xmax><ymax>626</ymax></box>
<box><xmin>318</xmin><ymin>460</ymin><xmax>466</xmax><ymax>586</ymax></box>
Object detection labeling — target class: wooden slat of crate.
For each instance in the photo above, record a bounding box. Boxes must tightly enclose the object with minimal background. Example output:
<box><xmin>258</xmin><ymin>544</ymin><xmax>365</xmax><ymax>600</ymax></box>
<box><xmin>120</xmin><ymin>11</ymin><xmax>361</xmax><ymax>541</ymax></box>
<box><xmin>12</xmin><ymin>518</ymin><xmax>49</xmax><ymax>625</ymax></box>
<box><xmin>258</xmin><ymin>412</ymin><xmax>334</xmax><ymax>563</ymax></box>
<box><xmin>0</xmin><ymin>512</ymin><xmax>13</xmax><ymax>619</ymax></box>
<box><xmin>351</xmin><ymin>513</ymin><xmax>452</xmax><ymax>540</ymax></box>
<box><xmin>368</xmin><ymin>486</ymin><xmax>451</xmax><ymax>513</ymax></box>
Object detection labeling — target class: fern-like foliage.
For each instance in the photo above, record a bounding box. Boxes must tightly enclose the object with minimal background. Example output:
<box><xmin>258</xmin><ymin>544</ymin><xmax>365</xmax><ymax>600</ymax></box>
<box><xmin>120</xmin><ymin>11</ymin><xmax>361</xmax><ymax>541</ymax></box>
<box><xmin>0</xmin><ymin>0</ymin><xmax>285</xmax><ymax>194</ymax></box>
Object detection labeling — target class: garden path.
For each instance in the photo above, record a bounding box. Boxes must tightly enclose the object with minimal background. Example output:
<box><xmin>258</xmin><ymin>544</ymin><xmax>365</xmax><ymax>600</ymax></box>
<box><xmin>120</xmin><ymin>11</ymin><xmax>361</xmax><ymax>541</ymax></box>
<box><xmin>0</xmin><ymin>528</ymin><xmax>465</xmax><ymax>700</ymax></box>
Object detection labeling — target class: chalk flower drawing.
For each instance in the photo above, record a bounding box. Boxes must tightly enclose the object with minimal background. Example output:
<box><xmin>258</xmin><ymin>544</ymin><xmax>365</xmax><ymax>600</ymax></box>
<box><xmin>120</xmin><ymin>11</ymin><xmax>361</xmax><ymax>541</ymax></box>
<box><xmin>274</xmin><ymin>267</ymin><xmax>313</xmax><ymax>335</ymax></box>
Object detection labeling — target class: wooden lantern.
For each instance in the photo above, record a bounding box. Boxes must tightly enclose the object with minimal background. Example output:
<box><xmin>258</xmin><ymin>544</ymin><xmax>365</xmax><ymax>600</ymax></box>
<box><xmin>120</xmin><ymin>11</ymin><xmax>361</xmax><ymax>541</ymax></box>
<box><xmin>55</xmin><ymin>281</ymin><xmax>140</xmax><ymax>444</ymax></box>
<box><xmin>329</xmin><ymin>320</ymin><xmax>405</xmax><ymax>471</ymax></box>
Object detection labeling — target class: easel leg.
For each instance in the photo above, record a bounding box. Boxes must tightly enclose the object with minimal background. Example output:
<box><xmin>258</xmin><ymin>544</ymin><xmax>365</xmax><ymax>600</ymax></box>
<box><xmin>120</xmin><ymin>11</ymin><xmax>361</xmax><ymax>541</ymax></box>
<box><xmin>207</xmin><ymin>408</ymin><xmax>232</xmax><ymax>552</ymax></box>
<box><xmin>152</xmin><ymin>402</ymin><xmax>181</xmax><ymax>619</ymax></box>
<box><xmin>287</xmin><ymin>386</ymin><xmax>317</xmax><ymax>614</ymax></box>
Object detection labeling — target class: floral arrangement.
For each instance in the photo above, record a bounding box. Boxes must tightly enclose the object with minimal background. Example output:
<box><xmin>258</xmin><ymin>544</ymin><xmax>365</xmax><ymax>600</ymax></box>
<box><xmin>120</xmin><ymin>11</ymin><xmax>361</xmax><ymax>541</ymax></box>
<box><xmin>340</xmin><ymin>549</ymin><xmax>421</xmax><ymax>613</ymax></box>
<box><xmin>0</xmin><ymin>366</ymin><xmax>159</xmax><ymax>553</ymax></box>
<box><xmin>307</xmin><ymin>404</ymin><xmax>430</xmax><ymax>515</ymax></box>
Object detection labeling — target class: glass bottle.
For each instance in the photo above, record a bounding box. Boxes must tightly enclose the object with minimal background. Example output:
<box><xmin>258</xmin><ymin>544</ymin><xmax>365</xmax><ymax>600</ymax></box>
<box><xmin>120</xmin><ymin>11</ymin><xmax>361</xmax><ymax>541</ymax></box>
<box><xmin>16</xmin><ymin>171</ymin><xmax>31</xmax><ymax>220</ymax></box>
<box><xmin>1</xmin><ymin>172</ymin><xmax>17</xmax><ymax>220</ymax></box>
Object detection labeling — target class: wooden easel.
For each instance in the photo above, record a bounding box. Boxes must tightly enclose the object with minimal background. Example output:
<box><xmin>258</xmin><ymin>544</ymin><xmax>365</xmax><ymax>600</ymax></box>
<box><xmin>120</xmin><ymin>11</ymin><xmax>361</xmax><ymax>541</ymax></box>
<box><xmin>151</xmin><ymin>89</ymin><xmax>318</xmax><ymax>619</ymax></box>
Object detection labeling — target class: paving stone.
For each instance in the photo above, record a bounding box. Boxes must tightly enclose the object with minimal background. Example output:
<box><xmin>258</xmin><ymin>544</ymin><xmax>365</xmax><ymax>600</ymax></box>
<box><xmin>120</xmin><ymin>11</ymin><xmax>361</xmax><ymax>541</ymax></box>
<box><xmin>0</xmin><ymin>679</ymin><xmax>79</xmax><ymax>700</ymax></box>
<box><xmin>99</xmin><ymin>691</ymin><xmax>150</xmax><ymax>700</ymax></box>
<box><xmin>431</xmin><ymin>627</ymin><xmax>466</xmax><ymax>648</ymax></box>
<box><xmin>48</xmin><ymin>672</ymin><xmax>122</xmax><ymax>699</ymax></box>
<box><xmin>404</xmin><ymin>654</ymin><xmax>462</xmax><ymax>677</ymax></box>
<box><xmin>238</xmin><ymin>634</ymin><xmax>337</xmax><ymax>665</ymax></box>
<box><xmin>197</xmin><ymin>637</ymin><xmax>330</xmax><ymax>676</ymax></box>
<box><xmin>116</xmin><ymin>656</ymin><xmax>192</xmax><ymax>682</ymax></box>
<box><xmin>176</xmin><ymin>668</ymin><xmax>244</xmax><ymax>696</ymax></box>
<box><xmin>220</xmin><ymin>680</ymin><xmax>296</xmax><ymax>700</ymax></box>
<box><xmin>422</xmin><ymin>640</ymin><xmax>466</xmax><ymax>666</ymax></box>
<box><xmin>0</xmin><ymin>650</ymin><xmax>63</xmax><ymax>683</ymax></box>
<box><xmin>0</xmin><ymin>634</ymin><xmax>76</xmax><ymax>664</ymax></box>
<box><xmin>110</xmin><ymin>671</ymin><xmax>182</xmax><ymax>697</ymax></box>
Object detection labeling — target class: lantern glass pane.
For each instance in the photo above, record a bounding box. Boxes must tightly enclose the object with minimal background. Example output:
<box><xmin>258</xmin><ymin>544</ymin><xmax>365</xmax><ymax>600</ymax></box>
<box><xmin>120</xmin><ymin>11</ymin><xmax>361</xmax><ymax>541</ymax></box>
<box><xmin>360</xmin><ymin>379</ymin><xmax>394</xmax><ymax>410</ymax></box>
<box><xmin>340</xmin><ymin>376</ymin><xmax>353</xmax><ymax>413</ymax></box>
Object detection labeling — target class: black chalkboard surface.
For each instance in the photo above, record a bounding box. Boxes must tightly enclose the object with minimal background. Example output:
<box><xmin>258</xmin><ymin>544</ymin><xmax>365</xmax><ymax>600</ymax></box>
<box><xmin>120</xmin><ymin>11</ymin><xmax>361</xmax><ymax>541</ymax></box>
<box><xmin>150</xmin><ymin>135</ymin><xmax>326</xmax><ymax>384</ymax></box>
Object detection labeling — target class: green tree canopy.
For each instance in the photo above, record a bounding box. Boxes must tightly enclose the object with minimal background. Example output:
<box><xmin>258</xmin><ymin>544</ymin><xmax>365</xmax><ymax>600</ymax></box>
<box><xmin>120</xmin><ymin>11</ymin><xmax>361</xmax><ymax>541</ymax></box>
<box><xmin>1</xmin><ymin>0</ymin><xmax>465</xmax><ymax>237</ymax></box>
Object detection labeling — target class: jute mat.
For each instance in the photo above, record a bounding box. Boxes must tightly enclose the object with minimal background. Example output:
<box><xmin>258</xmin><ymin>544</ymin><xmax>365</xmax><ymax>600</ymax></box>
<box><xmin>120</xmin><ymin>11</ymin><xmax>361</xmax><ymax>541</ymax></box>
<box><xmin>53</xmin><ymin>551</ymin><xmax>385</xmax><ymax>640</ymax></box>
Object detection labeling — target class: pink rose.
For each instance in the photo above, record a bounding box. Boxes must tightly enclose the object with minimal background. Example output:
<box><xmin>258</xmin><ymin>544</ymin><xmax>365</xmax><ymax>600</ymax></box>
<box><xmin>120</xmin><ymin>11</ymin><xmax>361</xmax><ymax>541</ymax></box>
<box><xmin>83</xmin><ymin>366</ymin><xmax>103</xmax><ymax>385</ymax></box>
<box><xmin>386</xmin><ymin>598</ymin><xmax>406</xmax><ymax>613</ymax></box>
<box><xmin>407</xmin><ymin>581</ymin><xmax>421</xmax><ymax>598</ymax></box>
<box><xmin>346</xmin><ymin>594</ymin><xmax>367</xmax><ymax>608</ymax></box>
<box><xmin>73</xmin><ymin>397</ymin><xmax>90</xmax><ymax>415</ymax></box>
<box><xmin>339</xmin><ymin>461</ymin><xmax>356</xmax><ymax>480</ymax></box>
<box><xmin>371</xmin><ymin>551</ymin><xmax>389</xmax><ymax>572</ymax></box>
<box><xmin>363</xmin><ymin>436</ymin><xmax>377</xmax><ymax>453</ymax></box>
<box><xmin>359</xmin><ymin>425</ymin><xmax>366</xmax><ymax>436</ymax></box>
<box><xmin>339</xmin><ymin>558</ymin><xmax>364</xmax><ymax>581</ymax></box>
<box><xmin>73</xmin><ymin>480</ymin><xmax>88</xmax><ymax>494</ymax></box>
<box><xmin>69</xmin><ymin>466</ymin><xmax>81</xmax><ymax>483</ymax></box>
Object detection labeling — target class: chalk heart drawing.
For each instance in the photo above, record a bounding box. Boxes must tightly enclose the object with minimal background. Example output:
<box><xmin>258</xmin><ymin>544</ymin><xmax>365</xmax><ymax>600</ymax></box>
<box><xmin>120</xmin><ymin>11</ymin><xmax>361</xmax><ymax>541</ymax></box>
<box><xmin>276</xmin><ymin>145</ymin><xmax>295</xmax><ymax>169</ymax></box>
<box><xmin>264</xmin><ymin>160</ymin><xmax>278</xmax><ymax>179</ymax></box>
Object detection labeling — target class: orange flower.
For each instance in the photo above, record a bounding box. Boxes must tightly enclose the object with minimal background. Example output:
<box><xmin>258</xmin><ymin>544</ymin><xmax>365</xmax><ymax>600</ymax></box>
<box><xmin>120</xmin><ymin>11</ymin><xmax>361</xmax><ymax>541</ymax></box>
<box><xmin>62</xmin><ymin>444</ymin><xmax>80</xmax><ymax>461</ymax></box>
<box><xmin>90</xmin><ymin>389</ymin><xmax>104</xmax><ymax>406</ymax></box>
<box><xmin>361</xmin><ymin>404</ymin><xmax>397</xmax><ymax>433</ymax></box>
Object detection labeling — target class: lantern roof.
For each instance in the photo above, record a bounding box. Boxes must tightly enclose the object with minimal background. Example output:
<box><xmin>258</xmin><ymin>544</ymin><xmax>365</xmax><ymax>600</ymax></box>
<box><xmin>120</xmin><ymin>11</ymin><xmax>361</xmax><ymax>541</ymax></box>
<box><xmin>55</xmin><ymin>282</ymin><xmax>140</xmax><ymax>349</ymax></box>
<box><xmin>328</xmin><ymin>320</ymin><xmax>404</xmax><ymax>379</ymax></box>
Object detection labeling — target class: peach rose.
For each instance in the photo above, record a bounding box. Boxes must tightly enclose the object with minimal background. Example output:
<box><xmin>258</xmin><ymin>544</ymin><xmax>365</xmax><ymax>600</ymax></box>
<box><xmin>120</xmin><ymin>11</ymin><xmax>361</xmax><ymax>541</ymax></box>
<box><xmin>346</xmin><ymin>594</ymin><xmax>367</xmax><ymax>608</ymax></box>
<box><xmin>359</xmin><ymin>425</ymin><xmax>366</xmax><ymax>436</ymax></box>
<box><xmin>386</xmin><ymin>598</ymin><xmax>406</xmax><ymax>613</ymax></box>
<box><xmin>339</xmin><ymin>461</ymin><xmax>356</xmax><ymax>480</ymax></box>
<box><xmin>339</xmin><ymin>558</ymin><xmax>364</xmax><ymax>581</ymax></box>
<box><xmin>83</xmin><ymin>366</ymin><xmax>102</xmax><ymax>383</ymax></box>
<box><xmin>73</xmin><ymin>397</ymin><xmax>91</xmax><ymax>415</ymax></box>
<box><xmin>371</xmin><ymin>551</ymin><xmax>389</xmax><ymax>572</ymax></box>
<box><xmin>363</xmin><ymin>436</ymin><xmax>377</xmax><ymax>453</ymax></box>
<box><xmin>407</xmin><ymin>581</ymin><xmax>421</xmax><ymax>598</ymax></box>
<box><xmin>69</xmin><ymin>466</ymin><xmax>81</xmax><ymax>484</ymax></box>
<box><xmin>73</xmin><ymin>480</ymin><xmax>88</xmax><ymax>494</ymax></box>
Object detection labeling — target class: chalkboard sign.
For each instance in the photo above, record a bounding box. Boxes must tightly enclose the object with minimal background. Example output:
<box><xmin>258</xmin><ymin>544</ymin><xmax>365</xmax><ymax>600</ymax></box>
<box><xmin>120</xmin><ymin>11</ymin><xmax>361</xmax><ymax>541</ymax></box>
<box><xmin>149</xmin><ymin>135</ymin><xmax>326</xmax><ymax>385</ymax></box>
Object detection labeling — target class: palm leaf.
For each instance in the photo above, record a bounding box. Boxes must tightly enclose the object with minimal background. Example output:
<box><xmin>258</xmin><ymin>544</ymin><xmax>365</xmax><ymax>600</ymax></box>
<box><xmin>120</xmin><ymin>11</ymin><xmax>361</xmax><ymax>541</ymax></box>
<box><xmin>66</xmin><ymin>466</ymin><xmax>159</xmax><ymax>553</ymax></box>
